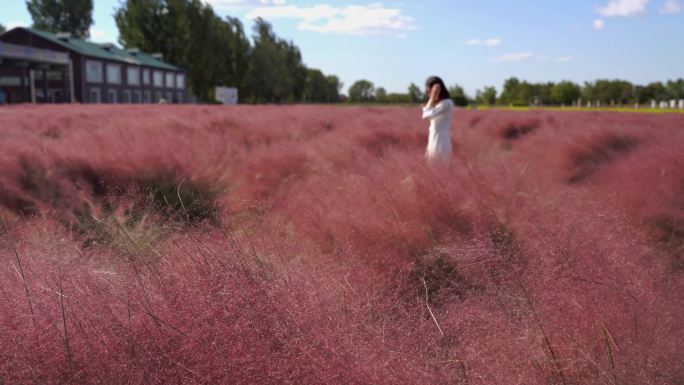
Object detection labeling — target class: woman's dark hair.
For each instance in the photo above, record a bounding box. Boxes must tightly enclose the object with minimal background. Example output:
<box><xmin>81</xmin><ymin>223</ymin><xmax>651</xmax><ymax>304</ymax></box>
<box><xmin>425</xmin><ymin>76</ymin><xmax>451</xmax><ymax>101</ymax></box>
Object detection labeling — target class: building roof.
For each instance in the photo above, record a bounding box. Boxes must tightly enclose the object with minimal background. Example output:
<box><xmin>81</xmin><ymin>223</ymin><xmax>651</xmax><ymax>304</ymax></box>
<box><xmin>13</xmin><ymin>27</ymin><xmax>184</xmax><ymax>72</ymax></box>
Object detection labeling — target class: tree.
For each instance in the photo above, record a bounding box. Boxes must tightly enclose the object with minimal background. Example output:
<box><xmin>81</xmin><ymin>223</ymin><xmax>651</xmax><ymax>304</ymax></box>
<box><xmin>375</xmin><ymin>87</ymin><xmax>387</xmax><ymax>103</ymax></box>
<box><xmin>586</xmin><ymin>79</ymin><xmax>633</xmax><ymax>105</ymax></box>
<box><xmin>499</xmin><ymin>77</ymin><xmax>520</xmax><ymax>105</ymax></box>
<box><xmin>348</xmin><ymin>80</ymin><xmax>375</xmax><ymax>102</ymax></box>
<box><xmin>0</xmin><ymin>24</ymin><xmax>6</xmax><ymax>34</ymax></box>
<box><xmin>247</xmin><ymin>18</ymin><xmax>307</xmax><ymax>103</ymax></box>
<box><xmin>551</xmin><ymin>81</ymin><xmax>581</xmax><ymax>105</ymax></box>
<box><xmin>27</xmin><ymin>0</ymin><xmax>93</xmax><ymax>38</ymax></box>
<box><xmin>324</xmin><ymin>75</ymin><xmax>342</xmax><ymax>103</ymax></box>
<box><xmin>666</xmin><ymin>79</ymin><xmax>684</xmax><ymax>99</ymax></box>
<box><xmin>116</xmin><ymin>0</ymin><xmax>251</xmax><ymax>102</ymax></box>
<box><xmin>448</xmin><ymin>84</ymin><xmax>468</xmax><ymax>106</ymax></box>
<box><xmin>303</xmin><ymin>68</ymin><xmax>334</xmax><ymax>103</ymax></box>
<box><xmin>408</xmin><ymin>83</ymin><xmax>423</xmax><ymax>103</ymax></box>
<box><xmin>477</xmin><ymin>86</ymin><xmax>497</xmax><ymax>106</ymax></box>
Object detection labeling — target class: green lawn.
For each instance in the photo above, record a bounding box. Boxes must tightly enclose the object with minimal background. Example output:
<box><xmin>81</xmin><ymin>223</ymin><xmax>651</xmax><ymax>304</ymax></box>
<box><xmin>474</xmin><ymin>105</ymin><xmax>684</xmax><ymax>114</ymax></box>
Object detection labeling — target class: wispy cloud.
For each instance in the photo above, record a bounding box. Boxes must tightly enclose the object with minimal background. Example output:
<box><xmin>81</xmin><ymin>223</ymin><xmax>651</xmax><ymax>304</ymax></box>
<box><xmin>596</xmin><ymin>0</ymin><xmax>649</xmax><ymax>17</ymax></box>
<box><xmin>6</xmin><ymin>21</ymin><xmax>28</xmax><ymax>30</ymax></box>
<box><xmin>246</xmin><ymin>3</ymin><xmax>415</xmax><ymax>36</ymax></box>
<box><xmin>593</xmin><ymin>19</ymin><xmax>606</xmax><ymax>29</ymax></box>
<box><xmin>660</xmin><ymin>0</ymin><xmax>681</xmax><ymax>13</ymax></box>
<box><xmin>205</xmin><ymin>0</ymin><xmax>287</xmax><ymax>9</ymax></box>
<box><xmin>464</xmin><ymin>38</ymin><xmax>501</xmax><ymax>46</ymax></box>
<box><xmin>89</xmin><ymin>28</ymin><xmax>116</xmax><ymax>42</ymax></box>
<box><xmin>556</xmin><ymin>56</ymin><xmax>574</xmax><ymax>62</ymax></box>
<box><xmin>490</xmin><ymin>52</ymin><xmax>533</xmax><ymax>62</ymax></box>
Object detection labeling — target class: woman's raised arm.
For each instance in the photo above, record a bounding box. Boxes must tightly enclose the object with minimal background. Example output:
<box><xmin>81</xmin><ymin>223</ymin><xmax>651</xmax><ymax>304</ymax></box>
<box><xmin>422</xmin><ymin>99</ymin><xmax>453</xmax><ymax>120</ymax></box>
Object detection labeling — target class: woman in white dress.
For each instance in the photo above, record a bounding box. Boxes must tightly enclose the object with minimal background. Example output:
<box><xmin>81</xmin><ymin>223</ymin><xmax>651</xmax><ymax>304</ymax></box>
<box><xmin>421</xmin><ymin>76</ymin><xmax>454</xmax><ymax>163</ymax></box>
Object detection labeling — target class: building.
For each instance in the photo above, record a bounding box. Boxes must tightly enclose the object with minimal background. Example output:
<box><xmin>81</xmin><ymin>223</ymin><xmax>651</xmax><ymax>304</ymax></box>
<box><xmin>0</xmin><ymin>27</ymin><xmax>187</xmax><ymax>104</ymax></box>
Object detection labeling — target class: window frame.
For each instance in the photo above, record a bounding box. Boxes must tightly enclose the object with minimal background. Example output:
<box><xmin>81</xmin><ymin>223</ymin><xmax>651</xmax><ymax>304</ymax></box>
<box><xmin>106</xmin><ymin>63</ymin><xmax>122</xmax><ymax>85</ymax></box>
<box><xmin>86</xmin><ymin>60</ymin><xmax>103</xmax><ymax>83</ymax></box>
<box><xmin>153</xmin><ymin>71</ymin><xmax>164</xmax><ymax>88</ymax></box>
<box><xmin>127</xmin><ymin>67</ymin><xmax>141</xmax><ymax>86</ymax></box>
<box><xmin>89</xmin><ymin>87</ymin><xmax>101</xmax><ymax>103</ymax></box>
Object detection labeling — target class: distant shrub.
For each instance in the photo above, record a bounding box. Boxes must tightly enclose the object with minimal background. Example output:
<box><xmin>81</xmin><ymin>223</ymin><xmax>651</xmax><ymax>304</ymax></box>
<box><xmin>138</xmin><ymin>172</ymin><xmax>221</xmax><ymax>225</ymax></box>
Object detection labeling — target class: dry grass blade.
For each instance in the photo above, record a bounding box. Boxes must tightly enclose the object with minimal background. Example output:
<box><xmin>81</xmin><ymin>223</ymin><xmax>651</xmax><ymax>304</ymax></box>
<box><xmin>1</xmin><ymin>216</ymin><xmax>36</xmax><ymax>327</ymax></box>
<box><xmin>422</xmin><ymin>277</ymin><xmax>445</xmax><ymax>337</ymax></box>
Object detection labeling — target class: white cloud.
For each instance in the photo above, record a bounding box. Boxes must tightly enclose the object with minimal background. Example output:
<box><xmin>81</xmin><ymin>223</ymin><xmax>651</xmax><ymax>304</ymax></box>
<box><xmin>596</xmin><ymin>0</ymin><xmax>649</xmax><ymax>17</ymax></box>
<box><xmin>593</xmin><ymin>19</ymin><xmax>605</xmax><ymax>29</ymax></box>
<box><xmin>490</xmin><ymin>52</ymin><xmax>533</xmax><ymax>62</ymax></box>
<box><xmin>660</xmin><ymin>0</ymin><xmax>681</xmax><ymax>13</ymax></box>
<box><xmin>6</xmin><ymin>21</ymin><xmax>27</xmax><ymax>30</ymax></box>
<box><xmin>205</xmin><ymin>0</ymin><xmax>286</xmax><ymax>9</ymax></box>
<box><xmin>557</xmin><ymin>56</ymin><xmax>574</xmax><ymax>62</ymax></box>
<box><xmin>88</xmin><ymin>28</ymin><xmax>115</xmax><ymax>42</ymax></box>
<box><xmin>465</xmin><ymin>38</ymin><xmax>501</xmax><ymax>46</ymax></box>
<box><xmin>246</xmin><ymin>3</ymin><xmax>414</xmax><ymax>36</ymax></box>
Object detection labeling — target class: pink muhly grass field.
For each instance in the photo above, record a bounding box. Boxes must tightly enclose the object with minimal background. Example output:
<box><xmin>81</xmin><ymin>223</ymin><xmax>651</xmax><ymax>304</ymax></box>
<box><xmin>0</xmin><ymin>104</ymin><xmax>682</xmax><ymax>384</ymax></box>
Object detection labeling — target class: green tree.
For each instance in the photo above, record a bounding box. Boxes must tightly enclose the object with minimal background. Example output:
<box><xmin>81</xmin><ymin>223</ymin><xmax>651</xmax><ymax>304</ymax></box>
<box><xmin>666</xmin><ymin>79</ymin><xmax>684</xmax><ymax>99</ymax></box>
<box><xmin>0</xmin><ymin>24</ymin><xmax>6</xmax><ymax>34</ymax></box>
<box><xmin>27</xmin><ymin>0</ymin><xmax>93</xmax><ymax>38</ymax></box>
<box><xmin>477</xmin><ymin>86</ymin><xmax>497</xmax><ymax>105</ymax></box>
<box><xmin>303</xmin><ymin>69</ymin><xmax>330</xmax><ymax>103</ymax></box>
<box><xmin>551</xmin><ymin>81</ymin><xmax>581</xmax><ymax>105</ymax></box>
<box><xmin>324</xmin><ymin>75</ymin><xmax>342</xmax><ymax>103</ymax></box>
<box><xmin>499</xmin><ymin>77</ymin><xmax>520</xmax><ymax>105</ymax></box>
<box><xmin>116</xmin><ymin>0</ymin><xmax>251</xmax><ymax>102</ymax></box>
<box><xmin>587</xmin><ymin>79</ymin><xmax>634</xmax><ymax>105</ymax></box>
<box><xmin>348</xmin><ymin>80</ymin><xmax>375</xmax><ymax>102</ymax></box>
<box><xmin>375</xmin><ymin>87</ymin><xmax>387</xmax><ymax>103</ymax></box>
<box><xmin>408</xmin><ymin>83</ymin><xmax>423</xmax><ymax>103</ymax></box>
<box><xmin>247</xmin><ymin>18</ymin><xmax>307</xmax><ymax>103</ymax></box>
<box><xmin>448</xmin><ymin>84</ymin><xmax>468</xmax><ymax>106</ymax></box>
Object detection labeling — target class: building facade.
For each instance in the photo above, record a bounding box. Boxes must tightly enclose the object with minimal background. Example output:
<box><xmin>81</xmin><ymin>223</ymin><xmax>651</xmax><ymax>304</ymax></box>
<box><xmin>0</xmin><ymin>27</ymin><xmax>187</xmax><ymax>104</ymax></box>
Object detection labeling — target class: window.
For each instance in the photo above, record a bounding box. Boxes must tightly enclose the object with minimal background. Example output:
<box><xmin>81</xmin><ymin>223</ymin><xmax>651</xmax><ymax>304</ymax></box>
<box><xmin>153</xmin><ymin>71</ymin><xmax>163</xmax><ymax>87</ymax></box>
<box><xmin>165</xmin><ymin>72</ymin><xmax>175</xmax><ymax>88</ymax></box>
<box><xmin>107</xmin><ymin>89</ymin><xmax>118</xmax><ymax>103</ymax></box>
<box><xmin>106</xmin><ymin>64</ymin><xmax>122</xmax><ymax>84</ymax></box>
<box><xmin>86</xmin><ymin>60</ymin><xmax>103</xmax><ymax>83</ymax></box>
<box><xmin>89</xmin><ymin>88</ymin><xmax>101</xmax><ymax>103</ymax></box>
<box><xmin>176</xmin><ymin>92</ymin><xmax>183</xmax><ymax>104</ymax></box>
<box><xmin>122</xmin><ymin>90</ymin><xmax>131</xmax><ymax>104</ymax></box>
<box><xmin>142</xmin><ymin>69</ymin><xmax>150</xmax><ymax>85</ymax></box>
<box><xmin>133</xmin><ymin>91</ymin><xmax>141</xmax><ymax>104</ymax></box>
<box><xmin>155</xmin><ymin>91</ymin><xmax>162</xmax><ymax>102</ymax></box>
<box><xmin>176</xmin><ymin>74</ymin><xmax>185</xmax><ymax>89</ymax></box>
<box><xmin>143</xmin><ymin>91</ymin><xmax>151</xmax><ymax>103</ymax></box>
<box><xmin>165</xmin><ymin>91</ymin><xmax>173</xmax><ymax>103</ymax></box>
<box><xmin>127</xmin><ymin>67</ymin><xmax>140</xmax><ymax>86</ymax></box>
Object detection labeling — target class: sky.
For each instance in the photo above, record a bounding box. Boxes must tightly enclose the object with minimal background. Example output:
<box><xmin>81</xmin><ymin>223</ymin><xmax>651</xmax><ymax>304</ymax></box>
<box><xmin>2</xmin><ymin>0</ymin><xmax>683</xmax><ymax>95</ymax></box>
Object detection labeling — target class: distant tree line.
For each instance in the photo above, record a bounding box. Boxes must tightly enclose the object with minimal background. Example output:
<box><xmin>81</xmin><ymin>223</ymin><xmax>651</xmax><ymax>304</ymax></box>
<box><xmin>115</xmin><ymin>0</ymin><xmax>341</xmax><ymax>103</ymax></box>
<box><xmin>0</xmin><ymin>24</ymin><xmax>5</xmax><ymax>34</ymax></box>
<box><xmin>346</xmin><ymin>77</ymin><xmax>684</xmax><ymax>107</ymax></box>
<box><xmin>494</xmin><ymin>77</ymin><xmax>684</xmax><ymax>107</ymax></box>
<box><xmin>347</xmin><ymin>80</ymin><xmax>470</xmax><ymax>106</ymax></box>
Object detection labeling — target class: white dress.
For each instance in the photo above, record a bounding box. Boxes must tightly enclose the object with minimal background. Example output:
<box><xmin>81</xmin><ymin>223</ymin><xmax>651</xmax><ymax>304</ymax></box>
<box><xmin>421</xmin><ymin>98</ymin><xmax>454</xmax><ymax>161</ymax></box>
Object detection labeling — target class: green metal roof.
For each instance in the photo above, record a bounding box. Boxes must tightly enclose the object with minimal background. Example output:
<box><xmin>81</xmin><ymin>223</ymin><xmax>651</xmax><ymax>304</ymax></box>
<box><xmin>21</xmin><ymin>27</ymin><xmax>184</xmax><ymax>72</ymax></box>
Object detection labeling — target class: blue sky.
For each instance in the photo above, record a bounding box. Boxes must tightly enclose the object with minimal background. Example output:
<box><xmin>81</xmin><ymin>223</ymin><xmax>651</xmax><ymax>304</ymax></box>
<box><xmin>2</xmin><ymin>0</ymin><xmax>683</xmax><ymax>95</ymax></box>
